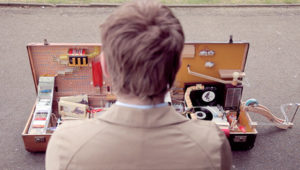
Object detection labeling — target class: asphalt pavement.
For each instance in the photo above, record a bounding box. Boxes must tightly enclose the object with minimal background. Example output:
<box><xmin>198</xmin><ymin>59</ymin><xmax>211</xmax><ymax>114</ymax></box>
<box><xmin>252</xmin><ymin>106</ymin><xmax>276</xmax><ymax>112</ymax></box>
<box><xmin>0</xmin><ymin>5</ymin><xmax>299</xmax><ymax>170</ymax></box>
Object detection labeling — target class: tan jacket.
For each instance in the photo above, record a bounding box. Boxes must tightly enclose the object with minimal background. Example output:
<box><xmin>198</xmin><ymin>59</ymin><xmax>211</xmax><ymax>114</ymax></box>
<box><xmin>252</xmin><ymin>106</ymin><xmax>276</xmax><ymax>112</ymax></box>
<box><xmin>46</xmin><ymin>104</ymin><xmax>232</xmax><ymax>170</ymax></box>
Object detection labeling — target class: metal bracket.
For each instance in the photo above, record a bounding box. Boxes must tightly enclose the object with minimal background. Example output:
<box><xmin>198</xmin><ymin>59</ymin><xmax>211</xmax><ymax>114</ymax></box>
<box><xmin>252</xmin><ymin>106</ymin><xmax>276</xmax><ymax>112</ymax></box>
<box><xmin>229</xmin><ymin>35</ymin><xmax>233</xmax><ymax>43</ymax></box>
<box><xmin>291</xmin><ymin>103</ymin><xmax>300</xmax><ymax>123</ymax></box>
<box><xmin>44</xmin><ymin>39</ymin><xmax>49</xmax><ymax>46</ymax></box>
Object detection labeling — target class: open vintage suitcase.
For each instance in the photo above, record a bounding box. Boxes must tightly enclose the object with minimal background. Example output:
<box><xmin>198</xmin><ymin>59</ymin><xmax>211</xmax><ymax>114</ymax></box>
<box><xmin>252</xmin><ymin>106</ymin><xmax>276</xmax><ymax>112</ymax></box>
<box><xmin>22</xmin><ymin>39</ymin><xmax>296</xmax><ymax>152</ymax></box>
<box><xmin>22</xmin><ymin>42</ymin><xmax>115</xmax><ymax>152</ymax></box>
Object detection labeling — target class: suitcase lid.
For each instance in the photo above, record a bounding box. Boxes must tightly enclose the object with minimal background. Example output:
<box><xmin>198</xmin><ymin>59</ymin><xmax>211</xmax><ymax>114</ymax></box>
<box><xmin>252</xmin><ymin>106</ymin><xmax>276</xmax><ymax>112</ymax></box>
<box><xmin>27</xmin><ymin>40</ymin><xmax>249</xmax><ymax>96</ymax></box>
<box><xmin>175</xmin><ymin>41</ymin><xmax>249</xmax><ymax>88</ymax></box>
<box><xmin>27</xmin><ymin>42</ymin><xmax>106</xmax><ymax>100</ymax></box>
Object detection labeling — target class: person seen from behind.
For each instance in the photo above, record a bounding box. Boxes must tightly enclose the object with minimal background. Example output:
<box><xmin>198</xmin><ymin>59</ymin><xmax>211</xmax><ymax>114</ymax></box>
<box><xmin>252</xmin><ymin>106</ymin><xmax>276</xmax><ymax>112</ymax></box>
<box><xmin>46</xmin><ymin>0</ymin><xmax>232</xmax><ymax>169</ymax></box>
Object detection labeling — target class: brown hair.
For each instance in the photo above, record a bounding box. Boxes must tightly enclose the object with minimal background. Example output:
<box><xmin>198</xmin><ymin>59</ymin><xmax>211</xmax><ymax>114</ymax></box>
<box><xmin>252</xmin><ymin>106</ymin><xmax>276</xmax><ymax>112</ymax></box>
<box><xmin>100</xmin><ymin>0</ymin><xmax>184</xmax><ymax>100</ymax></box>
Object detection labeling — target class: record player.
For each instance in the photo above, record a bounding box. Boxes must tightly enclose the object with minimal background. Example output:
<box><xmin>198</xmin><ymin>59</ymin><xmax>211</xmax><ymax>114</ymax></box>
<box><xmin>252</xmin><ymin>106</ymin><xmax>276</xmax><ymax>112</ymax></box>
<box><xmin>171</xmin><ymin>36</ymin><xmax>298</xmax><ymax>150</ymax></box>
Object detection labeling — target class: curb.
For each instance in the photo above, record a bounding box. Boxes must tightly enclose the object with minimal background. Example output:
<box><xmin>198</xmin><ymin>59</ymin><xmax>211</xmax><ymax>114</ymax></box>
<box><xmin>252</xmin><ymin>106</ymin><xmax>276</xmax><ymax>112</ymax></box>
<box><xmin>0</xmin><ymin>2</ymin><xmax>300</xmax><ymax>8</ymax></box>
<box><xmin>166</xmin><ymin>4</ymin><xmax>300</xmax><ymax>8</ymax></box>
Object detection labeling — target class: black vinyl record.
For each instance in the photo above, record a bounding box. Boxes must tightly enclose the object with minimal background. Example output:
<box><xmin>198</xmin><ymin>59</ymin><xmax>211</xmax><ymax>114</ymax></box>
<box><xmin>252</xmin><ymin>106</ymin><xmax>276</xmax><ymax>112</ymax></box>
<box><xmin>194</xmin><ymin>107</ymin><xmax>213</xmax><ymax>121</ymax></box>
<box><xmin>190</xmin><ymin>87</ymin><xmax>217</xmax><ymax>106</ymax></box>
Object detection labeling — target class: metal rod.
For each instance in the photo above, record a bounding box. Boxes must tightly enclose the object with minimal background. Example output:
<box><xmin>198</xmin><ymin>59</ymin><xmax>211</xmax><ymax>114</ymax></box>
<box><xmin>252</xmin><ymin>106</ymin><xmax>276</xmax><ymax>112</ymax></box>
<box><xmin>187</xmin><ymin>65</ymin><xmax>242</xmax><ymax>85</ymax></box>
<box><xmin>291</xmin><ymin>103</ymin><xmax>300</xmax><ymax>123</ymax></box>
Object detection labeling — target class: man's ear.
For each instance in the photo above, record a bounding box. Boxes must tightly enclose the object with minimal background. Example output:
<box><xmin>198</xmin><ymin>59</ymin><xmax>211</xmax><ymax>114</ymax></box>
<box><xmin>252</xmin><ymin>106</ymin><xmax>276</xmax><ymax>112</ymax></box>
<box><xmin>100</xmin><ymin>52</ymin><xmax>110</xmax><ymax>78</ymax></box>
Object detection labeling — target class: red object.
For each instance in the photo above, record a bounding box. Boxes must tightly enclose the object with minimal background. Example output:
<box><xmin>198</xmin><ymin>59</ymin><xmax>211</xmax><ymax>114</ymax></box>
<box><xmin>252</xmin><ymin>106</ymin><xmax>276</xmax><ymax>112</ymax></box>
<box><xmin>87</xmin><ymin>108</ymin><xmax>103</xmax><ymax>114</ymax></box>
<box><xmin>32</xmin><ymin>125</ymin><xmax>45</xmax><ymax>128</ymax></box>
<box><xmin>92</xmin><ymin>61</ymin><xmax>103</xmax><ymax>87</ymax></box>
<box><xmin>239</xmin><ymin>126</ymin><xmax>246</xmax><ymax>133</ymax></box>
<box><xmin>34</xmin><ymin>118</ymin><xmax>46</xmax><ymax>120</ymax></box>
<box><xmin>68</xmin><ymin>49</ymin><xmax>86</xmax><ymax>55</ymax></box>
<box><xmin>221</xmin><ymin>128</ymin><xmax>230</xmax><ymax>137</ymax></box>
<box><xmin>92</xmin><ymin>109</ymin><xmax>103</xmax><ymax>113</ymax></box>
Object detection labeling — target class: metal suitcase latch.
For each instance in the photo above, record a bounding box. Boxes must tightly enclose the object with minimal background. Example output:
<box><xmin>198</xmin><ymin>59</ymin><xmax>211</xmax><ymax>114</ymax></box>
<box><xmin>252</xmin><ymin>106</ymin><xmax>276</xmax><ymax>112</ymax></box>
<box><xmin>34</xmin><ymin>136</ymin><xmax>46</xmax><ymax>143</ymax></box>
<box><xmin>233</xmin><ymin>135</ymin><xmax>247</xmax><ymax>143</ymax></box>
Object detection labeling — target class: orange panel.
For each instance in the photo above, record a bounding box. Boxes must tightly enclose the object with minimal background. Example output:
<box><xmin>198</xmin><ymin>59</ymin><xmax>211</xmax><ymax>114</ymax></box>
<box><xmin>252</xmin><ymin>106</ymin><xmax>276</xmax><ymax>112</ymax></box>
<box><xmin>175</xmin><ymin>43</ymin><xmax>249</xmax><ymax>88</ymax></box>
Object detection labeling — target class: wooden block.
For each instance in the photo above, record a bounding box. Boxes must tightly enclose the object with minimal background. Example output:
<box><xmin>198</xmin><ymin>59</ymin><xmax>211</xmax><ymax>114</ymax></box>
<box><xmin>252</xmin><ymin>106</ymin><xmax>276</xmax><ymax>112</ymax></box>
<box><xmin>219</xmin><ymin>69</ymin><xmax>242</xmax><ymax>79</ymax></box>
<box><xmin>181</xmin><ymin>45</ymin><xmax>195</xmax><ymax>58</ymax></box>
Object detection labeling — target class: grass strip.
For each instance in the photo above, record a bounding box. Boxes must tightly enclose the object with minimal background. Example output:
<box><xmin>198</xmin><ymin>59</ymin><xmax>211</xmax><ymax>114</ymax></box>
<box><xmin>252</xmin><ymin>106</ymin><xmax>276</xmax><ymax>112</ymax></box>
<box><xmin>0</xmin><ymin>0</ymin><xmax>299</xmax><ymax>4</ymax></box>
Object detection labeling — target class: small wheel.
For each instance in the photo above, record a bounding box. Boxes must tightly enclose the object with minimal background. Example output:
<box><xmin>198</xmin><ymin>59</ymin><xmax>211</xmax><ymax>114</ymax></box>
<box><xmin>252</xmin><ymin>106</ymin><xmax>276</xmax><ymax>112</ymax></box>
<box><xmin>245</xmin><ymin>98</ymin><xmax>259</xmax><ymax>106</ymax></box>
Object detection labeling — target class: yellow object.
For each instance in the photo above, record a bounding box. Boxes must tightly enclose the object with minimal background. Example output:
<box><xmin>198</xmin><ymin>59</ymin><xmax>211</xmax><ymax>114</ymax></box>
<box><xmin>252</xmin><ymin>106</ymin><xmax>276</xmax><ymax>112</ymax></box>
<box><xmin>58</xmin><ymin>47</ymin><xmax>101</xmax><ymax>67</ymax></box>
<box><xmin>59</xmin><ymin>55</ymin><xmax>68</xmax><ymax>61</ymax></box>
<box><xmin>87</xmin><ymin>47</ymin><xmax>100</xmax><ymax>58</ymax></box>
<box><xmin>68</xmin><ymin>56</ymin><xmax>89</xmax><ymax>67</ymax></box>
<box><xmin>82</xmin><ymin>58</ymin><xmax>87</xmax><ymax>65</ymax></box>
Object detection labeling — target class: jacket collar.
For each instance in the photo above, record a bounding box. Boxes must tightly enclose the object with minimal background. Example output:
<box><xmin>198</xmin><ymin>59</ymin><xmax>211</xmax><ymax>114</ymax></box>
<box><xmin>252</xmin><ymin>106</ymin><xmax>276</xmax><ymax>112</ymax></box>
<box><xmin>97</xmin><ymin>104</ymin><xmax>189</xmax><ymax>128</ymax></box>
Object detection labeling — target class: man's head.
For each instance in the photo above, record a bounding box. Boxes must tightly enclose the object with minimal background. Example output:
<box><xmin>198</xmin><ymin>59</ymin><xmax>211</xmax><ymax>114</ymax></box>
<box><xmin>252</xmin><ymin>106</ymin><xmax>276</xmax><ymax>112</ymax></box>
<box><xmin>100</xmin><ymin>0</ymin><xmax>184</xmax><ymax>100</ymax></box>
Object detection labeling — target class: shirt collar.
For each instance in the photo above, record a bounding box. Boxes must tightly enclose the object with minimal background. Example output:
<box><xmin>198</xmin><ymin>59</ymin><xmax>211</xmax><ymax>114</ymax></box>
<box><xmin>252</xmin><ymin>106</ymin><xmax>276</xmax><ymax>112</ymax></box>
<box><xmin>115</xmin><ymin>101</ymin><xmax>168</xmax><ymax>109</ymax></box>
<box><xmin>97</xmin><ymin>104</ymin><xmax>189</xmax><ymax>128</ymax></box>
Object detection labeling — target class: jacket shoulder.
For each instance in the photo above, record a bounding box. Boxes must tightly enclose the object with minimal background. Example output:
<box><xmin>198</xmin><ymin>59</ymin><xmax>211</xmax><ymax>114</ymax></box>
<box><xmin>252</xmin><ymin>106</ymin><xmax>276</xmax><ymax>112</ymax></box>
<box><xmin>46</xmin><ymin>119</ymin><xmax>108</xmax><ymax>170</ymax></box>
<box><xmin>177</xmin><ymin>120</ymin><xmax>232</xmax><ymax>170</ymax></box>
